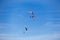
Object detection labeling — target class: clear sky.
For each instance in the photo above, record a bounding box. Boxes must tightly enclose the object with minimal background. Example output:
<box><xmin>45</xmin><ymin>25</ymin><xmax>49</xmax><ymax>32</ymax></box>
<box><xmin>0</xmin><ymin>0</ymin><xmax>60</xmax><ymax>40</ymax></box>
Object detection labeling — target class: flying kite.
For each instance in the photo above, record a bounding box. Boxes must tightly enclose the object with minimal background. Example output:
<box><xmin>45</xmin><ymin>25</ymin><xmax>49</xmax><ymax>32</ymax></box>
<box><xmin>28</xmin><ymin>10</ymin><xmax>34</xmax><ymax>15</ymax></box>
<box><xmin>28</xmin><ymin>10</ymin><xmax>35</xmax><ymax>18</ymax></box>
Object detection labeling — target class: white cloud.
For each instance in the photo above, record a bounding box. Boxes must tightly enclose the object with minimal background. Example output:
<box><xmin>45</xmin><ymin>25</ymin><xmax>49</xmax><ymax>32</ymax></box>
<box><xmin>48</xmin><ymin>18</ymin><xmax>60</xmax><ymax>21</ymax></box>
<box><xmin>0</xmin><ymin>23</ymin><xmax>18</xmax><ymax>29</ymax></box>
<box><xmin>0</xmin><ymin>23</ymin><xmax>9</xmax><ymax>28</ymax></box>
<box><xmin>0</xmin><ymin>33</ymin><xmax>60</xmax><ymax>40</ymax></box>
<box><xmin>44</xmin><ymin>22</ymin><xmax>60</xmax><ymax>27</ymax></box>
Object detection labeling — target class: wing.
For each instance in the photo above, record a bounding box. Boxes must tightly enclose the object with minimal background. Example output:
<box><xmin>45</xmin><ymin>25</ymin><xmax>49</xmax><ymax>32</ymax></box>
<box><xmin>29</xmin><ymin>10</ymin><xmax>33</xmax><ymax>14</ymax></box>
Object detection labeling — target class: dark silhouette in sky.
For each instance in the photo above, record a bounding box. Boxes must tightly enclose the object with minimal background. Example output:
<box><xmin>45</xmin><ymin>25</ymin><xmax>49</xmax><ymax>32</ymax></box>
<box><xmin>28</xmin><ymin>10</ymin><xmax>36</xmax><ymax>18</ymax></box>
<box><xmin>25</xmin><ymin>27</ymin><xmax>27</xmax><ymax>31</ymax></box>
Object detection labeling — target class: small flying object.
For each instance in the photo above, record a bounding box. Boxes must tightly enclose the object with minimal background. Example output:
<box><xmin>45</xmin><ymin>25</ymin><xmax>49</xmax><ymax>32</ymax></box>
<box><xmin>28</xmin><ymin>10</ymin><xmax>36</xmax><ymax>18</ymax></box>
<box><xmin>28</xmin><ymin>10</ymin><xmax>34</xmax><ymax>15</ymax></box>
<box><xmin>25</xmin><ymin>27</ymin><xmax>27</xmax><ymax>31</ymax></box>
<box><xmin>23</xmin><ymin>27</ymin><xmax>28</xmax><ymax>34</ymax></box>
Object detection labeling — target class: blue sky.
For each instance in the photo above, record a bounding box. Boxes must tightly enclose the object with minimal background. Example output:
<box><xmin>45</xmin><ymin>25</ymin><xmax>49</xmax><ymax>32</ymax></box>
<box><xmin>0</xmin><ymin>0</ymin><xmax>60</xmax><ymax>40</ymax></box>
